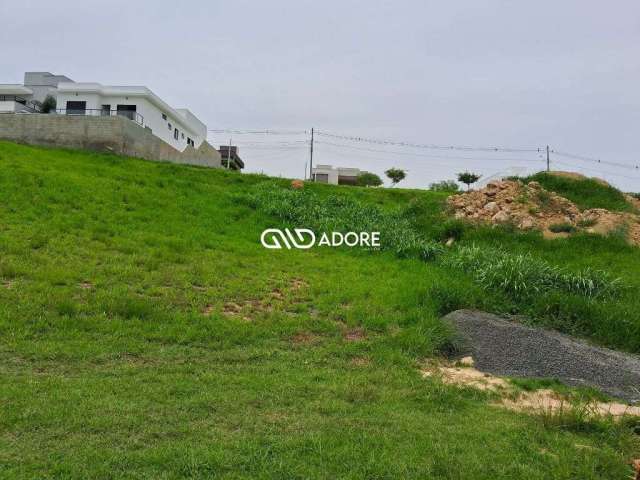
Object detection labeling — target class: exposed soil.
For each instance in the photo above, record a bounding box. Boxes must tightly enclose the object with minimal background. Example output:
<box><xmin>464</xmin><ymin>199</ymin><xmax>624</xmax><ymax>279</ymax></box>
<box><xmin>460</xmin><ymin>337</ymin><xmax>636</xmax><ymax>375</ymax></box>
<box><xmin>423</xmin><ymin>362</ymin><xmax>640</xmax><ymax>416</ymax></box>
<box><xmin>443</xmin><ymin>310</ymin><xmax>640</xmax><ymax>404</ymax></box>
<box><xmin>447</xmin><ymin>179</ymin><xmax>640</xmax><ymax>245</ymax></box>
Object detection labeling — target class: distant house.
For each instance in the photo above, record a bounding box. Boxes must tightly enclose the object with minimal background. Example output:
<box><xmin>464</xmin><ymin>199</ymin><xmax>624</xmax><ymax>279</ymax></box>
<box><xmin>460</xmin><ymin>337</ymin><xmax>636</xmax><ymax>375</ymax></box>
<box><xmin>0</xmin><ymin>72</ymin><xmax>72</xmax><ymax>113</ymax></box>
<box><xmin>311</xmin><ymin>164</ymin><xmax>366</xmax><ymax>185</ymax></box>
<box><xmin>1</xmin><ymin>71</ymin><xmax>207</xmax><ymax>153</ymax></box>
<box><xmin>218</xmin><ymin>145</ymin><xmax>245</xmax><ymax>171</ymax></box>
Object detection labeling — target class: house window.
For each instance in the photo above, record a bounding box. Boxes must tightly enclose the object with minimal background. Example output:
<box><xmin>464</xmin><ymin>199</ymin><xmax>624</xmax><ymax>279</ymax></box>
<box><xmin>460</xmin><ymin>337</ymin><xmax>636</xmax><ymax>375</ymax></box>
<box><xmin>116</xmin><ymin>104</ymin><xmax>137</xmax><ymax>121</ymax></box>
<box><xmin>174</xmin><ymin>128</ymin><xmax>179</xmax><ymax>140</ymax></box>
<box><xmin>66</xmin><ymin>101</ymin><xmax>86</xmax><ymax>115</ymax></box>
<box><xmin>187</xmin><ymin>137</ymin><xmax>193</xmax><ymax>146</ymax></box>
<box><xmin>181</xmin><ymin>132</ymin><xmax>185</xmax><ymax>139</ymax></box>
<box><xmin>101</xmin><ymin>104</ymin><xmax>111</xmax><ymax>116</ymax></box>
<box><xmin>168</xmin><ymin>123</ymin><xmax>172</xmax><ymax>130</ymax></box>
<box><xmin>162</xmin><ymin>113</ymin><xmax>167</xmax><ymax>120</ymax></box>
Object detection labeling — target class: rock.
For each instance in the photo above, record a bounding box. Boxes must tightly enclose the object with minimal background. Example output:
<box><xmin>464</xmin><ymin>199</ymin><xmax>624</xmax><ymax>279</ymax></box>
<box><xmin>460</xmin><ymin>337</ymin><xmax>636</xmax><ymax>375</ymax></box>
<box><xmin>445</xmin><ymin>237</ymin><xmax>455</xmax><ymax>247</ymax></box>
<box><xmin>492</xmin><ymin>210</ymin><xmax>511</xmax><ymax>223</ymax></box>
<box><xmin>528</xmin><ymin>181</ymin><xmax>541</xmax><ymax>189</ymax></box>
<box><xmin>454</xmin><ymin>211</ymin><xmax>466</xmax><ymax>219</ymax></box>
<box><xmin>458</xmin><ymin>356</ymin><xmax>475</xmax><ymax>367</ymax></box>
<box><xmin>519</xmin><ymin>217</ymin><xmax>535</xmax><ymax>229</ymax></box>
<box><xmin>484</xmin><ymin>202</ymin><xmax>499</xmax><ymax>213</ymax></box>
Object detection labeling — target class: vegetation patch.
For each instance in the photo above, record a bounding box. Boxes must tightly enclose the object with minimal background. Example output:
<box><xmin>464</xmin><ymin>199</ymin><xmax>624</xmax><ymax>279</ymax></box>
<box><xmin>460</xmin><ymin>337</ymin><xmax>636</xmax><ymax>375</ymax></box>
<box><xmin>517</xmin><ymin>172</ymin><xmax>634</xmax><ymax>212</ymax></box>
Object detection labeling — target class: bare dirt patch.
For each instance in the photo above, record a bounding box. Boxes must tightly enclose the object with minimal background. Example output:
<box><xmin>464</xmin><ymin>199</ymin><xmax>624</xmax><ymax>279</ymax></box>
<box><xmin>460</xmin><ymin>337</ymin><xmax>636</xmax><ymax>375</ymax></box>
<box><xmin>344</xmin><ymin>327</ymin><xmax>366</xmax><ymax>342</ymax></box>
<box><xmin>350</xmin><ymin>356</ymin><xmax>371</xmax><ymax>367</ymax></box>
<box><xmin>422</xmin><ymin>361</ymin><xmax>640</xmax><ymax>417</ymax></box>
<box><xmin>2</xmin><ymin>280</ymin><xmax>14</xmax><ymax>289</ymax></box>
<box><xmin>291</xmin><ymin>331</ymin><xmax>320</xmax><ymax>345</ymax></box>
<box><xmin>78</xmin><ymin>281</ymin><xmax>93</xmax><ymax>290</ymax></box>
<box><xmin>219</xmin><ymin>277</ymin><xmax>311</xmax><ymax>320</ymax></box>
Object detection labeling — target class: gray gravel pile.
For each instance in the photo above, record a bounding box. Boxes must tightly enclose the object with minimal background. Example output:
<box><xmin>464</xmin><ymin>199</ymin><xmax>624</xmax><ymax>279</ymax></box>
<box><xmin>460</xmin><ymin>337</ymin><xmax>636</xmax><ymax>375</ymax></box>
<box><xmin>443</xmin><ymin>310</ymin><xmax>640</xmax><ymax>404</ymax></box>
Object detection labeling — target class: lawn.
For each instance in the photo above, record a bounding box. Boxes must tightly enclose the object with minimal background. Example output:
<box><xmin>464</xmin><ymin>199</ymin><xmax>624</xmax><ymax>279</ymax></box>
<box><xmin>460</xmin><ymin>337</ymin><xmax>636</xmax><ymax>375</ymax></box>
<box><xmin>0</xmin><ymin>141</ymin><xmax>638</xmax><ymax>479</ymax></box>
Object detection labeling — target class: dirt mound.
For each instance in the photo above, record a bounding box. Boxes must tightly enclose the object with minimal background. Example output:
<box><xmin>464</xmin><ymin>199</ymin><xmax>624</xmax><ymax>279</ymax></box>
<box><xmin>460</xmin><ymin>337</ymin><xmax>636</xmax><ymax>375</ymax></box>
<box><xmin>447</xmin><ymin>179</ymin><xmax>640</xmax><ymax>244</ymax></box>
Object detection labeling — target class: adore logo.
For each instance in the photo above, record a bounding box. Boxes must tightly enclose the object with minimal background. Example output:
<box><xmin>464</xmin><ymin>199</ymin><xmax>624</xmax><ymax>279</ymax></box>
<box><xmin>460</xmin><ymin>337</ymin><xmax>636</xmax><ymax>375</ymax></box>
<box><xmin>261</xmin><ymin>229</ymin><xmax>380</xmax><ymax>249</ymax></box>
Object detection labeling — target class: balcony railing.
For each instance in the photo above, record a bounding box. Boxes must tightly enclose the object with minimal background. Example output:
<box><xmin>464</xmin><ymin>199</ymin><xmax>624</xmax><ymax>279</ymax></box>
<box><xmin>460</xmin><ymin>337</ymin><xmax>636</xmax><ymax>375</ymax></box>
<box><xmin>54</xmin><ymin>108</ymin><xmax>144</xmax><ymax>126</ymax></box>
<box><xmin>0</xmin><ymin>95</ymin><xmax>41</xmax><ymax>112</ymax></box>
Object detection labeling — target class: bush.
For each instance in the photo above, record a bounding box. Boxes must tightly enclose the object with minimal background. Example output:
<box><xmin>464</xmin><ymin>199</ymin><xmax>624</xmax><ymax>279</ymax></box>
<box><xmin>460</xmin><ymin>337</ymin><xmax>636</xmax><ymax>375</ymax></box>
<box><xmin>429</xmin><ymin>180</ymin><xmax>459</xmax><ymax>192</ymax></box>
<box><xmin>576</xmin><ymin>218</ymin><xmax>597</xmax><ymax>228</ymax></box>
<box><xmin>548</xmin><ymin>222</ymin><xmax>576</xmax><ymax>233</ymax></box>
<box><xmin>356</xmin><ymin>172</ymin><xmax>383</xmax><ymax>187</ymax></box>
<box><xmin>41</xmin><ymin>94</ymin><xmax>56</xmax><ymax>114</ymax></box>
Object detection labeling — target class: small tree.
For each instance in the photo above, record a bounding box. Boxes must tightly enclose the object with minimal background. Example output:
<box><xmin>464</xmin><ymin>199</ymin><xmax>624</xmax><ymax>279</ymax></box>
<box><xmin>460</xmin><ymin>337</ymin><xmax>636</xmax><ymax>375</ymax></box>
<box><xmin>429</xmin><ymin>180</ymin><xmax>459</xmax><ymax>192</ymax></box>
<box><xmin>385</xmin><ymin>168</ymin><xmax>406</xmax><ymax>187</ymax></box>
<box><xmin>41</xmin><ymin>95</ymin><xmax>56</xmax><ymax>114</ymax></box>
<box><xmin>457</xmin><ymin>171</ymin><xmax>481</xmax><ymax>191</ymax></box>
<box><xmin>356</xmin><ymin>172</ymin><xmax>383</xmax><ymax>187</ymax></box>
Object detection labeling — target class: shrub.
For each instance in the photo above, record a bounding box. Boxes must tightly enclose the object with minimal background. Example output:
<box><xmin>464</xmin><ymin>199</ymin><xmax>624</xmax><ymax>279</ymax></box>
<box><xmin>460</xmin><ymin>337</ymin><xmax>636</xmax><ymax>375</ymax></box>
<box><xmin>41</xmin><ymin>94</ymin><xmax>56</xmax><ymax>114</ymax></box>
<box><xmin>577</xmin><ymin>218</ymin><xmax>597</xmax><ymax>228</ymax></box>
<box><xmin>548</xmin><ymin>222</ymin><xmax>576</xmax><ymax>233</ymax></box>
<box><xmin>356</xmin><ymin>172</ymin><xmax>383</xmax><ymax>187</ymax></box>
<box><xmin>429</xmin><ymin>180</ymin><xmax>459</xmax><ymax>192</ymax></box>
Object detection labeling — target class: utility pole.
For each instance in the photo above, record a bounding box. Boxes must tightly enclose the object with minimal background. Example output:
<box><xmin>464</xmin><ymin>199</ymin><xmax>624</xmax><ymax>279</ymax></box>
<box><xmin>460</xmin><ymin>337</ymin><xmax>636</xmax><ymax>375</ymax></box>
<box><xmin>309</xmin><ymin>128</ymin><xmax>314</xmax><ymax>181</ymax></box>
<box><xmin>227</xmin><ymin>137</ymin><xmax>232</xmax><ymax>169</ymax></box>
<box><xmin>546</xmin><ymin>145</ymin><xmax>550</xmax><ymax>172</ymax></box>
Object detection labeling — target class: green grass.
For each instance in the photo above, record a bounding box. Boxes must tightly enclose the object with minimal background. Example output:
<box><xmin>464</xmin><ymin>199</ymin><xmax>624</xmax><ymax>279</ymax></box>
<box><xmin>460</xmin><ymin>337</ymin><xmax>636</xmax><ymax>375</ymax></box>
<box><xmin>0</xmin><ymin>141</ymin><xmax>639</xmax><ymax>479</ymax></box>
<box><xmin>516</xmin><ymin>172</ymin><xmax>635</xmax><ymax>212</ymax></box>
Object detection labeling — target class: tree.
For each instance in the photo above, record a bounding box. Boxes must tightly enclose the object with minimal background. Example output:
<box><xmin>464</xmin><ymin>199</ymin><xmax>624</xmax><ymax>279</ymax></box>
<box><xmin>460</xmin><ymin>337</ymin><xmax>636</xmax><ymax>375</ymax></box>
<box><xmin>385</xmin><ymin>168</ymin><xmax>406</xmax><ymax>187</ymax></box>
<box><xmin>457</xmin><ymin>171</ymin><xmax>482</xmax><ymax>191</ymax></box>
<box><xmin>41</xmin><ymin>95</ymin><xmax>56</xmax><ymax>114</ymax></box>
<box><xmin>356</xmin><ymin>172</ymin><xmax>383</xmax><ymax>187</ymax></box>
<box><xmin>429</xmin><ymin>180</ymin><xmax>459</xmax><ymax>192</ymax></box>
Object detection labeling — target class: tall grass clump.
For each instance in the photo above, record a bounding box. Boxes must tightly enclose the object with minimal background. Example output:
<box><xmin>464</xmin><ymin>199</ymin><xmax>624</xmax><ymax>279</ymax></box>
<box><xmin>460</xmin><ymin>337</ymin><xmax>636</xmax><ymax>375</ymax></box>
<box><xmin>444</xmin><ymin>244</ymin><xmax>623</xmax><ymax>299</ymax></box>
<box><xmin>247</xmin><ymin>182</ymin><xmax>444</xmax><ymax>260</ymax></box>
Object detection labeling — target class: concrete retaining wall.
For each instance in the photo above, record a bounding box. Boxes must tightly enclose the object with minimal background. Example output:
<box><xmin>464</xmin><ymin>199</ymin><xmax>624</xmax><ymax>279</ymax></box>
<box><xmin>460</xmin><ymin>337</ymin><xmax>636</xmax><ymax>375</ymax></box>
<box><xmin>0</xmin><ymin>113</ymin><xmax>222</xmax><ymax>168</ymax></box>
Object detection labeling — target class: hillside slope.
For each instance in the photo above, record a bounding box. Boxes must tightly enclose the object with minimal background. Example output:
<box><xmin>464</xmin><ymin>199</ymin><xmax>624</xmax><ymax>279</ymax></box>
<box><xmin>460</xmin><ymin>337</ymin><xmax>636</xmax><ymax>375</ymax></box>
<box><xmin>0</xmin><ymin>142</ymin><xmax>638</xmax><ymax>479</ymax></box>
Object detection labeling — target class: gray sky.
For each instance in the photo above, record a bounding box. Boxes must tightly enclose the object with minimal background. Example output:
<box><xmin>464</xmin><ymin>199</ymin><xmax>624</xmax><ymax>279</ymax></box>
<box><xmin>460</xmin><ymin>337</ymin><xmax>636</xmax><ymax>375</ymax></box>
<box><xmin>3</xmin><ymin>1</ymin><xmax>640</xmax><ymax>190</ymax></box>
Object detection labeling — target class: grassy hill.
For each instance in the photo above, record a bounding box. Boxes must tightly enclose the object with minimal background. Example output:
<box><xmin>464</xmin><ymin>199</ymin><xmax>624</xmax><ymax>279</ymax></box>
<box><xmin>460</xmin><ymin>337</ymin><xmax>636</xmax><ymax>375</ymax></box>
<box><xmin>0</xmin><ymin>141</ymin><xmax>639</xmax><ymax>479</ymax></box>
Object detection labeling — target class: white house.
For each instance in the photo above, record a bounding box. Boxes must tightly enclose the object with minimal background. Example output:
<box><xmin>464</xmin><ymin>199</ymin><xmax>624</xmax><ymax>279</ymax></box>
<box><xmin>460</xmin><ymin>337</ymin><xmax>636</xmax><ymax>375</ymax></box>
<box><xmin>1</xmin><ymin>72</ymin><xmax>208</xmax><ymax>152</ymax></box>
<box><xmin>56</xmin><ymin>83</ymin><xmax>207</xmax><ymax>150</ymax></box>
<box><xmin>312</xmin><ymin>164</ymin><xmax>365</xmax><ymax>185</ymax></box>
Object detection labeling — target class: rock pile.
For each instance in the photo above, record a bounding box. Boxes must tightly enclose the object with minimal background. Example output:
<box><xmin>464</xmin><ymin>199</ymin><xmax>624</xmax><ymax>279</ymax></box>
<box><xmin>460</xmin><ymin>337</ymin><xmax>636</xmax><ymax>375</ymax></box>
<box><xmin>447</xmin><ymin>180</ymin><xmax>640</xmax><ymax>244</ymax></box>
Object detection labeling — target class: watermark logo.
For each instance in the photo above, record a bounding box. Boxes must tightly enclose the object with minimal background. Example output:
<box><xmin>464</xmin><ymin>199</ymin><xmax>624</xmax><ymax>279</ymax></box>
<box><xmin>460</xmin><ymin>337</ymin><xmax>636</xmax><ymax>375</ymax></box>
<box><xmin>261</xmin><ymin>228</ymin><xmax>380</xmax><ymax>249</ymax></box>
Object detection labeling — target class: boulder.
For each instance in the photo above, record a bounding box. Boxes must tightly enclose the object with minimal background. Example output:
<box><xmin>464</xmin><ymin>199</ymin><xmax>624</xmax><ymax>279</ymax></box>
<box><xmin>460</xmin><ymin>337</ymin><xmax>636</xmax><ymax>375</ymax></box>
<box><xmin>492</xmin><ymin>210</ymin><xmax>511</xmax><ymax>223</ymax></box>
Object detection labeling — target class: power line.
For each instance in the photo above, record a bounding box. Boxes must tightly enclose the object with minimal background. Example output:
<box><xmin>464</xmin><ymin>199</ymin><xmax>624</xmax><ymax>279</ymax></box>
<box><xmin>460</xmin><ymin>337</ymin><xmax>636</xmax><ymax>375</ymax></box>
<box><xmin>315</xmin><ymin>130</ymin><xmax>543</xmax><ymax>153</ymax></box>
<box><xmin>208</xmin><ymin>129</ymin><xmax>308</xmax><ymax>135</ymax></box>
<box><xmin>552</xmin><ymin>149</ymin><xmax>639</xmax><ymax>171</ymax></box>
<box><xmin>315</xmin><ymin>140</ymin><xmax>543</xmax><ymax>163</ymax></box>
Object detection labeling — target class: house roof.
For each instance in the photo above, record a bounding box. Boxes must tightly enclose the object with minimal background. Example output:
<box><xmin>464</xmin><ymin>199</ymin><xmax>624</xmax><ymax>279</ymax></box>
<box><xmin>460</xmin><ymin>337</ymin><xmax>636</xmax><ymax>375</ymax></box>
<box><xmin>0</xmin><ymin>85</ymin><xmax>33</xmax><ymax>96</ymax></box>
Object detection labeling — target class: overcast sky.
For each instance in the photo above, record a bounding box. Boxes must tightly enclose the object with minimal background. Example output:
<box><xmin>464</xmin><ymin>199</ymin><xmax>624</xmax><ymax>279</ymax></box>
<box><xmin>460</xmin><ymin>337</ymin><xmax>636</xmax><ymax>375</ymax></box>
<box><xmin>3</xmin><ymin>1</ymin><xmax>639</xmax><ymax>190</ymax></box>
